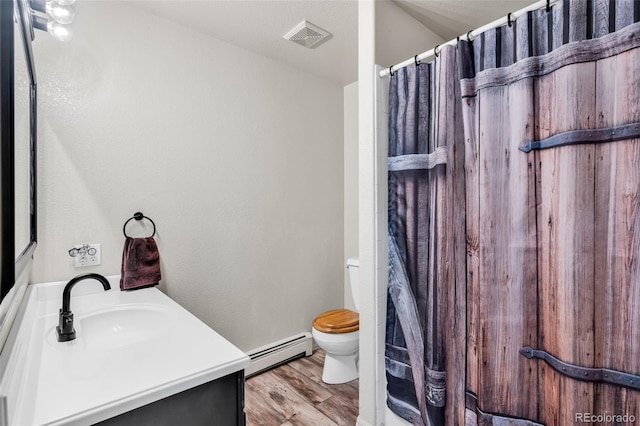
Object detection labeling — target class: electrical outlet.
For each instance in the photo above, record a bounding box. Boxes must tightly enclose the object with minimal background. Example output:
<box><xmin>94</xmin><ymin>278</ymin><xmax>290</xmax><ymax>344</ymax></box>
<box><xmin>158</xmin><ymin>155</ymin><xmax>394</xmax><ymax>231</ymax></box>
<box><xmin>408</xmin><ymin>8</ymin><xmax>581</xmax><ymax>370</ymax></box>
<box><xmin>74</xmin><ymin>244</ymin><xmax>101</xmax><ymax>267</ymax></box>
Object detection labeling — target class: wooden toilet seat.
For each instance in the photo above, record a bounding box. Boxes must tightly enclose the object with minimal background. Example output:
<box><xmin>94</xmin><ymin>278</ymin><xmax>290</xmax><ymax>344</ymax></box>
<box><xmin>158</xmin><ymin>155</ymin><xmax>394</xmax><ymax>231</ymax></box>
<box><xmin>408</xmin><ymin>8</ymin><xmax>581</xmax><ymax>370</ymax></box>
<box><xmin>312</xmin><ymin>309</ymin><xmax>359</xmax><ymax>334</ymax></box>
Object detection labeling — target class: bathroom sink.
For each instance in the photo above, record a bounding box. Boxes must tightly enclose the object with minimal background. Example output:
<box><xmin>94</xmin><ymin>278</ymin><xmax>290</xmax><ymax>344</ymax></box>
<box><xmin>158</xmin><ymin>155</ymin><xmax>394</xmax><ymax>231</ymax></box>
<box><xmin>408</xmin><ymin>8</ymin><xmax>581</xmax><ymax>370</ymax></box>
<box><xmin>79</xmin><ymin>304</ymin><xmax>170</xmax><ymax>350</ymax></box>
<box><xmin>48</xmin><ymin>303</ymin><xmax>171</xmax><ymax>351</ymax></box>
<box><xmin>4</xmin><ymin>279</ymin><xmax>250</xmax><ymax>426</ymax></box>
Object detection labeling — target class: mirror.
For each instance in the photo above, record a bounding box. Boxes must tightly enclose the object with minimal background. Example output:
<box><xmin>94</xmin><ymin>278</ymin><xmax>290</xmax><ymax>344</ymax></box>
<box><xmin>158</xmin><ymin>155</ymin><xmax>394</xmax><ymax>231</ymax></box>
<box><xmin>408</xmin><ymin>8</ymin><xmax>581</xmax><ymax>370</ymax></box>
<box><xmin>0</xmin><ymin>0</ymin><xmax>37</xmax><ymax>301</ymax></box>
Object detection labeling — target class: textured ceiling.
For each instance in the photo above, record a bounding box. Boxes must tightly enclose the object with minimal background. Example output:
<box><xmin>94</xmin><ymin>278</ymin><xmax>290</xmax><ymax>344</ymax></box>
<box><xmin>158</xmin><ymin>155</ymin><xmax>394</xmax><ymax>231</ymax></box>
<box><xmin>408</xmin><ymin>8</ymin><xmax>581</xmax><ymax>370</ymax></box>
<box><xmin>132</xmin><ymin>0</ymin><xmax>534</xmax><ymax>86</ymax></box>
<box><xmin>393</xmin><ymin>0</ymin><xmax>533</xmax><ymax>41</ymax></box>
<box><xmin>132</xmin><ymin>0</ymin><xmax>358</xmax><ymax>85</ymax></box>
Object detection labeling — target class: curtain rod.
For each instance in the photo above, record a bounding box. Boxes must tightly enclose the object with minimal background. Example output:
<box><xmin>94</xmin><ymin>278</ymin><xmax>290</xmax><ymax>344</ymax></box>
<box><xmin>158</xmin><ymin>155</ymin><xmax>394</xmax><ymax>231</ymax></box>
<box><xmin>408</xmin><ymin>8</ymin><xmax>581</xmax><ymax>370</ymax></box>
<box><xmin>379</xmin><ymin>0</ymin><xmax>560</xmax><ymax>78</ymax></box>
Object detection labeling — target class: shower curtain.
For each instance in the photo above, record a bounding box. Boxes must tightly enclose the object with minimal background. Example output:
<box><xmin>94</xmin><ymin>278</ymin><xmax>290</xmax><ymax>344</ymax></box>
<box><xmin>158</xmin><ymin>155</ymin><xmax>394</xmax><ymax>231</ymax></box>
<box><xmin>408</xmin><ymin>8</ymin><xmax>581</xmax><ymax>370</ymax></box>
<box><xmin>386</xmin><ymin>0</ymin><xmax>640</xmax><ymax>424</ymax></box>
<box><xmin>386</xmin><ymin>45</ymin><xmax>466</xmax><ymax>425</ymax></box>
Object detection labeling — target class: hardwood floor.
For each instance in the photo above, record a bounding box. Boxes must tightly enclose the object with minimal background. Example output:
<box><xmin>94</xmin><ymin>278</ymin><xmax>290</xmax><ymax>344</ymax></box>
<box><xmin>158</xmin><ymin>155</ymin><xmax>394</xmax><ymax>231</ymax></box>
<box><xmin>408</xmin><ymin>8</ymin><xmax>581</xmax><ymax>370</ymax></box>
<box><xmin>245</xmin><ymin>350</ymin><xmax>359</xmax><ymax>426</ymax></box>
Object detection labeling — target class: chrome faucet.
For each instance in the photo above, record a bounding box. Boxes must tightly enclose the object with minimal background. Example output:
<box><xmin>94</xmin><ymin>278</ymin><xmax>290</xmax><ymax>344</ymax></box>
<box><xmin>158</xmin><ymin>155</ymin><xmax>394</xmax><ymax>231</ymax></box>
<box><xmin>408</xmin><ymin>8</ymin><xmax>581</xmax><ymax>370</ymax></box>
<box><xmin>57</xmin><ymin>273</ymin><xmax>111</xmax><ymax>342</ymax></box>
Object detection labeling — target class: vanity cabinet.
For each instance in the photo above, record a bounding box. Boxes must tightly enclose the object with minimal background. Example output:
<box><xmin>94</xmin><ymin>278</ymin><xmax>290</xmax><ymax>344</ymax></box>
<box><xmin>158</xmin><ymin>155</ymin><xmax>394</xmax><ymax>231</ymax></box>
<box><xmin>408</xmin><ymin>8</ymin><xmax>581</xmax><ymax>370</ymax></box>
<box><xmin>96</xmin><ymin>371</ymin><xmax>246</xmax><ymax>426</ymax></box>
<box><xmin>0</xmin><ymin>280</ymin><xmax>250</xmax><ymax>426</ymax></box>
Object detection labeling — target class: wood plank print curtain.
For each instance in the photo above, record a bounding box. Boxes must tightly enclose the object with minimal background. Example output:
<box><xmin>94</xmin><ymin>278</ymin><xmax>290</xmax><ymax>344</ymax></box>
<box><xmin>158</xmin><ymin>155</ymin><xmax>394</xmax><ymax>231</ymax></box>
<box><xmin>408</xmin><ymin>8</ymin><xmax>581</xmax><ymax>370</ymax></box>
<box><xmin>460</xmin><ymin>1</ymin><xmax>640</xmax><ymax>424</ymax></box>
<box><xmin>386</xmin><ymin>46</ymin><xmax>466</xmax><ymax>426</ymax></box>
<box><xmin>387</xmin><ymin>0</ymin><xmax>640</xmax><ymax>424</ymax></box>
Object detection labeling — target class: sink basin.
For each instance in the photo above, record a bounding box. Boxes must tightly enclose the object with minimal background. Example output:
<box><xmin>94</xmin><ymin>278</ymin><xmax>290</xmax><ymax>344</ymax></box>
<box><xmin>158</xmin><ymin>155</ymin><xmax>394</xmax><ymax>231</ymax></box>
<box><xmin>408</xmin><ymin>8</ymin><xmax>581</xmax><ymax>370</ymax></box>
<box><xmin>49</xmin><ymin>304</ymin><xmax>171</xmax><ymax>351</ymax></box>
<box><xmin>79</xmin><ymin>304</ymin><xmax>171</xmax><ymax>351</ymax></box>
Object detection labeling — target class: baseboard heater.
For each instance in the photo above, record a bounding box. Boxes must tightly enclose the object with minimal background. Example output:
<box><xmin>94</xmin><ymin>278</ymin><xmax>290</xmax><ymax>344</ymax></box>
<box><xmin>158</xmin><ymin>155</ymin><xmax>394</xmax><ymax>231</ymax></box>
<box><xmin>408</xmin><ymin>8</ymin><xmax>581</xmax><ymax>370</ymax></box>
<box><xmin>244</xmin><ymin>332</ymin><xmax>313</xmax><ymax>378</ymax></box>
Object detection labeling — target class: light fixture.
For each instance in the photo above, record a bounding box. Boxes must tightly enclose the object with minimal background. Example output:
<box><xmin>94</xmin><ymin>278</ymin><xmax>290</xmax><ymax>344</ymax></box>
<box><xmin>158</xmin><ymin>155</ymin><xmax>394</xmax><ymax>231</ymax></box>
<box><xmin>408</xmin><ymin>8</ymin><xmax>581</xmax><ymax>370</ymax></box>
<box><xmin>29</xmin><ymin>0</ymin><xmax>75</xmax><ymax>41</ymax></box>
<box><xmin>35</xmin><ymin>16</ymin><xmax>73</xmax><ymax>41</ymax></box>
<box><xmin>45</xmin><ymin>0</ymin><xmax>75</xmax><ymax>25</ymax></box>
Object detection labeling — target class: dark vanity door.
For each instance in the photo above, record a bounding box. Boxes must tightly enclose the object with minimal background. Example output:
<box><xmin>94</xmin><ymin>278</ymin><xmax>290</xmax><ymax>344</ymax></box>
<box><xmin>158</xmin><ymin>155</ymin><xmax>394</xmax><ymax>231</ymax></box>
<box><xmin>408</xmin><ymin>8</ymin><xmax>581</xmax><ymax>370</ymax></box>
<box><xmin>96</xmin><ymin>371</ymin><xmax>246</xmax><ymax>426</ymax></box>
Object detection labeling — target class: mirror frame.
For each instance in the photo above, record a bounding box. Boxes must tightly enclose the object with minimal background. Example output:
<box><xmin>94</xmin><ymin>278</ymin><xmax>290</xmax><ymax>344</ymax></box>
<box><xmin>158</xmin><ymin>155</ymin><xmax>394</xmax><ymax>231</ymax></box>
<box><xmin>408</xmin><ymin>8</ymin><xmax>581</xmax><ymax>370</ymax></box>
<box><xmin>1</xmin><ymin>0</ymin><xmax>37</xmax><ymax>302</ymax></box>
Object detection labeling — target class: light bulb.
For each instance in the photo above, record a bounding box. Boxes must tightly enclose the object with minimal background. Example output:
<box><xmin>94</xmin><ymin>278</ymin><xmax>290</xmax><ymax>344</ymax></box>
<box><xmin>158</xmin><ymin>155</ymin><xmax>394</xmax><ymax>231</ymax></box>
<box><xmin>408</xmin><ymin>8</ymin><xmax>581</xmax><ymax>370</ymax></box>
<box><xmin>46</xmin><ymin>0</ymin><xmax>75</xmax><ymax>25</ymax></box>
<box><xmin>47</xmin><ymin>20</ymin><xmax>73</xmax><ymax>41</ymax></box>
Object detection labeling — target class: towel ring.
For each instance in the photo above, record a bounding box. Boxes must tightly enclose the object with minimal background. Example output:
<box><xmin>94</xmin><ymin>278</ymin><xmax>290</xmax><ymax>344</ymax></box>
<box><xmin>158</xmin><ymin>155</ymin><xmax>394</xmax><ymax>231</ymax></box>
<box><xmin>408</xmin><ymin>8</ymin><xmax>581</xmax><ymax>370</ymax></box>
<box><xmin>123</xmin><ymin>212</ymin><xmax>156</xmax><ymax>238</ymax></box>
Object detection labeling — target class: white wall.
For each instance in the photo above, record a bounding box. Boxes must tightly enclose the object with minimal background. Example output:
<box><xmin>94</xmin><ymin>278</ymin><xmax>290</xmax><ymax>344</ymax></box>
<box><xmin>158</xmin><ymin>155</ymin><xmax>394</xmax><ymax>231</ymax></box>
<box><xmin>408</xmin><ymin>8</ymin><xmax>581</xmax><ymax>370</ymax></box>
<box><xmin>344</xmin><ymin>82</ymin><xmax>358</xmax><ymax>311</ymax></box>
<box><xmin>357</xmin><ymin>1</ymin><xmax>378</xmax><ymax>424</ymax></box>
<box><xmin>375</xmin><ymin>0</ymin><xmax>445</xmax><ymax>69</ymax></box>
<box><xmin>31</xmin><ymin>1</ymin><xmax>344</xmax><ymax>352</ymax></box>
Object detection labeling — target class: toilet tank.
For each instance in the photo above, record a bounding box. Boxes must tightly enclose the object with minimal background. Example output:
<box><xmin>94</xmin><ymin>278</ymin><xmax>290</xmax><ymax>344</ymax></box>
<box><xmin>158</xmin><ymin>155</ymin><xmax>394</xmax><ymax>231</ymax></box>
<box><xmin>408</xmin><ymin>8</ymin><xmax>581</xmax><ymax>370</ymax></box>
<box><xmin>346</xmin><ymin>257</ymin><xmax>360</xmax><ymax>311</ymax></box>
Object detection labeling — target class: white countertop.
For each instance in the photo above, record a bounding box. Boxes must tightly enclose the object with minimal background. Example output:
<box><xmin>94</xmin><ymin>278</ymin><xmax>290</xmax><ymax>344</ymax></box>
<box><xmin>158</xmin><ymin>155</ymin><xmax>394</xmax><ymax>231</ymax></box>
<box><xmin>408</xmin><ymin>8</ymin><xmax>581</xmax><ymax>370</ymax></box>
<box><xmin>0</xmin><ymin>276</ymin><xmax>249</xmax><ymax>426</ymax></box>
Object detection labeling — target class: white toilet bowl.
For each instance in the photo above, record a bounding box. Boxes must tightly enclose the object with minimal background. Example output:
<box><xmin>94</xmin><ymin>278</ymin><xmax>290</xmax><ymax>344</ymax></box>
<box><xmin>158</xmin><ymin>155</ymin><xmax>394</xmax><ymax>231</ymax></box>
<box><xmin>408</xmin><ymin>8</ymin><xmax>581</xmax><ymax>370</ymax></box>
<box><xmin>311</xmin><ymin>257</ymin><xmax>360</xmax><ymax>384</ymax></box>
<box><xmin>312</xmin><ymin>326</ymin><xmax>359</xmax><ymax>384</ymax></box>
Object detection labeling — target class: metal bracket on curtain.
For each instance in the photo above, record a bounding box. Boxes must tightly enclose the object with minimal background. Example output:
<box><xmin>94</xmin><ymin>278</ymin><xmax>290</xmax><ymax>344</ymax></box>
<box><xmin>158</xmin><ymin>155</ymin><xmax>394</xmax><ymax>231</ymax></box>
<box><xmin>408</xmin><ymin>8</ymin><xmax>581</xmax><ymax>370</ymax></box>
<box><xmin>425</xmin><ymin>368</ymin><xmax>446</xmax><ymax>407</ymax></box>
<box><xmin>520</xmin><ymin>347</ymin><xmax>640</xmax><ymax>391</ymax></box>
<box><xmin>388</xmin><ymin>147</ymin><xmax>448</xmax><ymax>171</ymax></box>
<box><xmin>465</xmin><ymin>393</ymin><xmax>543</xmax><ymax>425</ymax></box>
<box><xmin>519</xmin><ymin>122</ymin><xmax>640</xmax><ymax>152</ymax></box>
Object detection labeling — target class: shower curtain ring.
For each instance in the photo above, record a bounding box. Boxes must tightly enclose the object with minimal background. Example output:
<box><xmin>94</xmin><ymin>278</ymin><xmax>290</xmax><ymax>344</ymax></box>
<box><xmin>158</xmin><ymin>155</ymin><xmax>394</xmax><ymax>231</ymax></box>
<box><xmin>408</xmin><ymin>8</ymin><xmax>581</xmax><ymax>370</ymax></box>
<box><xmin>389</xmin><ymin>66</ymin><xmax>394</xmax><ymax>76</ymax></box>
<box><xmin>546</xmin><ymin>0</ymin><xmax>551</xmax><ymax>12</ymax></box>
<box><xmin>507</xmin><ymin>12</ymin><xmax>513</xmax><ymax>27</ymax></box>
<box><xmin>414</xmin><ymin>55</ymin><xmax>420</xmax><ymax>66</ymax></box>
<box><xmin>434</xmin><ymin>45</ymin><xmax>440</xmax><ymax>58</ymax></box>
<box><xmin>466</xmin><ymin>30</ymin><xmax>473</xmax><ymax>42</ymax></box>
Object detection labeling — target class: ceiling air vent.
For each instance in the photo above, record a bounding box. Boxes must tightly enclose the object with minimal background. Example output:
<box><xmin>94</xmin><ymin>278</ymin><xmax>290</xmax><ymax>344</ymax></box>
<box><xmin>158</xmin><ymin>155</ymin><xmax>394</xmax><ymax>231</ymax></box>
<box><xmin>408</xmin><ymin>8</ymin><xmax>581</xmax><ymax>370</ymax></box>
<box><xmin>283</xmin><ymin>20</ymin><xmax>331</xmax><ymax>49</ymax></box>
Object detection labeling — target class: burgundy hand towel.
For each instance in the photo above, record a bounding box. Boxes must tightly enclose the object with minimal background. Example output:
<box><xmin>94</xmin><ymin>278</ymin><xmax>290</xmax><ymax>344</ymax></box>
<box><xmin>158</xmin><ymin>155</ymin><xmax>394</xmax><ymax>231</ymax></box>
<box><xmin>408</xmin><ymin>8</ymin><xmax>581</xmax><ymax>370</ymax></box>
<box><xmin>120</xmin><ymin>237</ymin><xmax>161</xmax><ymax>290</ymax></box>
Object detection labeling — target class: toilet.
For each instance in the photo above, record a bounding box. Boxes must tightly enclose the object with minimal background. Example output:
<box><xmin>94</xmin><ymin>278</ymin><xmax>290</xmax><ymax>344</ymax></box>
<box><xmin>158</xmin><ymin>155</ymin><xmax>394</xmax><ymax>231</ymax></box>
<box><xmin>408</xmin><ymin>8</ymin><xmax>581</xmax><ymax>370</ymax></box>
<box><xmin>312</xmin><ymin>257</ymin><xmax>360</xmax><ymax>384</ymax></box>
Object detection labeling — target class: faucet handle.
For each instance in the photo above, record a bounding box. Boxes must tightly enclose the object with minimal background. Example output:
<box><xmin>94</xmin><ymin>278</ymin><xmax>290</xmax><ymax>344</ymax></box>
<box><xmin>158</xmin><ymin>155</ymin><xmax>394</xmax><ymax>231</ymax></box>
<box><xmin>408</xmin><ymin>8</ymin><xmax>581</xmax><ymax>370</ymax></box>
<box><xmin>57</xmin><ymin>309</ymin><xmax>76</xmax><ymax>342</ymax></box>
